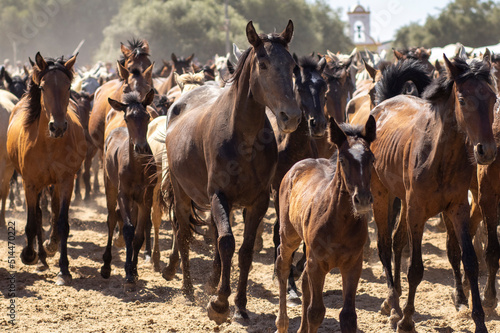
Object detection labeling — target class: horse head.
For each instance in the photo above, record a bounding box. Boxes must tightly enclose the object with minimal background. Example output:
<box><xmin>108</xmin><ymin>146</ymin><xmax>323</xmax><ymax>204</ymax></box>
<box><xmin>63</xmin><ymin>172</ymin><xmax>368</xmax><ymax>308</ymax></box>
<box><xmin>108</xmin><ymin>89</ymin><xmax>155</xmax><ymax>154</ymax></box>
<box><xmin>329</xmin><ymin>115</ymin><xmax>376</xmax><ymax>215</ymax></box>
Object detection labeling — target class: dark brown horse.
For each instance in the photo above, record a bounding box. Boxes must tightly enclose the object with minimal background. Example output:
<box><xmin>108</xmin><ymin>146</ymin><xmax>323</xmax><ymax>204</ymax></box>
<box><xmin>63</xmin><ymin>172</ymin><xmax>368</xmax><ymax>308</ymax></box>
<box><xmin>269</xmin><ymin>55</ymin><xmax>328</xmax><ymax>297</ymax></box>
<box><xmin>1</xmin><ymin>67</ymin><xmax>29</xmax><ymax>99</ymax></box>
<box><xmin>276</xmin><ymin>116</ymin><xmax>376</xmax><ymax>333</ymax></box>
<box><xmin>370</xmin><ymin>52</ymin><xmax>496</xmax><ymax>333</ymax></box>
<box><xmin>323</xmin><ymin>55</ymin><xmax>355</xmax><ymax>123</ymax></box>
<box><xmin>7</xmin><ymin>53</ymin><xmax>86</xmax><ymax>285</ymax></box>
<box><xmin>157</xmin><ymin>53</ymin><xmax>194</xmax><ymax>95</ymax></box>
<box><xmin>100</xmin><ymin>89</ymin><xmax>156</xmax><ymax>286</ymax></box>
<box><xmin>164</xmin><ymin>21</ymin><xmax>301</xmax><ymax>323</ymax></box>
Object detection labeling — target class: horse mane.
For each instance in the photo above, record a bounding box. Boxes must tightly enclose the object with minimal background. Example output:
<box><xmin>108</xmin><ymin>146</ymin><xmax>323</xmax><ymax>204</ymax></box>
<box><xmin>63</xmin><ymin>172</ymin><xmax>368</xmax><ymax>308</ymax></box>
<box><xmin>375</xmin><ymin>59</ymin><xmax>432</xmax><ymax>105</ymax></box>
<box><xmin>24</xmin><ymin>56</ymin><xmax>74</xmax><ymax>127</ymax></box>
<box><xmin>492</xmin><ymin>53</ymin><xmax>500</xmax><ymax>63</ymax></box>
<box><xmin>177</xmin><ymin>72</ymin><xmax>205</xmax><ymax>86</ymax></box>
<box><xmin>298</xmin><ymin>56</ymin><xmax>319</xmax><ymax>71</ymax></box>
<box><xmin>423</xmin><ymin>57</ymin><xmax>495</xmax><ymax>102</ymax></box>
<box><xmin>120</xmin><ymin>38</ymin><xmax>150</xmax><ymax>61</ymax></box>
<box><xmin>228</xmin><ymin>33</ymin><xmax>288</xmax><ymax>86</ymax></box>
<box><xmin>328</xmin><ymin>122</ymin><xmax>370</xmax><ymax>164</ymax></box>
<box><xmin>121</xmin><ymin>91</ymin><xmax>143</xmax><ymax>106</ymax></box>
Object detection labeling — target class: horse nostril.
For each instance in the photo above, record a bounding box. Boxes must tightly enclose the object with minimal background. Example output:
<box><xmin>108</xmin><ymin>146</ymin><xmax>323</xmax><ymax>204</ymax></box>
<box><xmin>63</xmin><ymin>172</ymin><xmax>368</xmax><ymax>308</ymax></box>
<box><xmin>353</xmin><ymin>195</ymin><xmax>360</xmax><ymax>204</ymax></box>
<box><xmin>477</xmin><ymin>144</ymin><xmax>485</xmax><ymax>156</ymax></box>
<box><xmin>279</xmin><ymin>111</ymin><xmax>289</xmax><ymax>123</ymax></box>
<box><xmin>309</xmin><ymin>118</ymin><xmax>316</xmax><ymax>128</ymax></box>
<box><xmin>368</xmin><ymin>195</ymin><xmax>373</xmax><ymax>204</ymax></box>
<box><xmin>49</xmin><ymin>122</ymin><xmax>56</xmax><ymax>133</ymax></box>
<box><xmin>63</xmin><ymin>121</ymin><xmax>68</xmax><ymax>132</ymax></box>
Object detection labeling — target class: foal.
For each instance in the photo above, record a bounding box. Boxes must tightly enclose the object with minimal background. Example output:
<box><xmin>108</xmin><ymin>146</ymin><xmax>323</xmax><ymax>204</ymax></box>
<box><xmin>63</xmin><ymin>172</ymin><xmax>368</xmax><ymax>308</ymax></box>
<box><xmin>100</xmin><ymin>89</ymin><xmax>156</xmax><ymax>286</ymax></box>
<box><xmin>276</xmin><ymin>116</ymin><xmax>376</xmax><ymax>333</ymax></box>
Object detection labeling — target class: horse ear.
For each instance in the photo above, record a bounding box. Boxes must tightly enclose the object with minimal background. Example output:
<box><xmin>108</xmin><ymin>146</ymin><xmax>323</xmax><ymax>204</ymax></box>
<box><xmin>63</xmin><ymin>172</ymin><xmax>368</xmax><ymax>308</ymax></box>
<box><xmin>226</xmin><ymin>59</ymin><xmax>235</xmax><ymax>75</ymax></box>
<box><xmin>64</xmin><ymin>53</ymin><xmax>78</xmax><ymax>72</ymax></box>
<box><xmin>171</xmin><ymin>53</ymin><xmax>178</xmax><ymax>63</ymax></box>
<box><xmin>233</xmin><ymin>43</ymin><xmax>242</xmax><ymax>61</ymax></box>
<box><xmin>23</xmin><ymin>65</ymin><xmax>29</xmax><ymax>77</ymax></box>
<box><xmin>317</xmin><ymin>57</ymin><xmax>327</xmax><ymax>74</ymax></box>
<box><xmin>108</xmin><ymin>97</ymin><xmax>126</xmax><ymax>112</ymax></box>
<box><xmin>29</xmin><ymin>57</ymin><xmax>35</xmax><ymax>67</ymax></box>
<box><xmin>174</xmin><ymin>72</ymin><xmax>184</xmax><ymax>91</ymax></box>
<box><xmin>117</xmin><ymin>61</ymin><xmax>129</xmax><ymax>80</ymax></box>
<box><xmin>35</xmin><ymin>52</ymin><xmax>47</xmax><ymax>71</ymax></box>
<box><xmin>443</xmin><ymin>54</ymin><xmax>460</xmax><ymax>80</ymax></box>
<box><xmin>328</xmin><ymin>117</ymin><xmax>347</xmax><ymax>147</ymax></box>
<box><xmin>162</xmin><ymin>59</ymin><xmax>169</xmax><ymax>67</ymax></box>
<box><xmin>4</xmin><ymin>69</ymin><xmax>12</xmax><ymax>85</ymax></box>
<box><xmin>393</xmin><ymin>49</ymin><xmax>404</xmax><ymax>61</ymax></box>
<box><xmin>89</xmin><ymin>92</ymin><xmax>95</xmax><ymax>101</ymax></box>
<box><xmin>142</xmin><ymin>39</ymin><xmax>150</xmax><ymax>54</ymax></box>
<box><xmin>483</xmin><ymin>48</ymin><xmax>492</xmax><ymax>67</ymax></box>
<box><xmin>280</xmin><ymin>19</ymin><xmax>294</xmax><ymax>45</ymax></box>
<box><xmin>293</xmin><ymin>53</ymin><xmax>299</xmax><ymax>64</ymax></box>
<box><xmin>186</xmin><ymin>54</ymin><xmax>194</xmax><ymax>63</ymax></box>
<box><xmin>121</xmin><ymin>42</ymin><xmax>132</xmax><ymax>59</ymax></box>
<box><xmin>363</xmin><ymin>59</ymin><xmax>377</xmax><ymax>81</ymax></box>
<box><xmin>143</xmin><ymin>89</ymin><xmax>155</xmax><ymax>107</ymax></box>
<box><xmin>0</xmin><ymin>66</ymin><xmax>4</xmax><ymax>79</ymax></box>
<box><xmin>434</xmin><ymin>60</ymin><xmax>442</xmax><ymax>73</ymax></box>
<box><xmin>143</xmin><ymin>62</ymin><xmax>154</xmax><ymax>83</ymax></box>
<box><xmin>246</xmin><ymin>21</ymin><xmax>262</xmax><ymax>48</ymax></box>
<box><xmin>362</xmin><ymin>115</ymin><xmax>377</xmax><ymax>144</ymax></box>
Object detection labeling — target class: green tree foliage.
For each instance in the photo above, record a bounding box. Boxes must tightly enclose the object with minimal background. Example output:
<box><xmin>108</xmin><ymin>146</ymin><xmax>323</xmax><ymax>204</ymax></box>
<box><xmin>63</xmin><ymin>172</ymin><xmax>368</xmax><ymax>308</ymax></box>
<box><xmin>394</xmin><ymin>0</ymin><xmax>500</xmax><ymax>48</ymax></box>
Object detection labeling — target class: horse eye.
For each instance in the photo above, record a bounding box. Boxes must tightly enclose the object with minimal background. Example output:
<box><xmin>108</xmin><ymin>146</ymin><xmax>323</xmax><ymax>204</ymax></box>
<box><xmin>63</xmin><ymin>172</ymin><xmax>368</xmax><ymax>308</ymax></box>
<box><xmin>259</xmin><ymin>62</ymin><xmax>267</xmax><ymax>70</ymax></box>
<box><xmin>458</xmin><ymin>98</ymin><xmax>465</xmax><ymax>106</ymax></box>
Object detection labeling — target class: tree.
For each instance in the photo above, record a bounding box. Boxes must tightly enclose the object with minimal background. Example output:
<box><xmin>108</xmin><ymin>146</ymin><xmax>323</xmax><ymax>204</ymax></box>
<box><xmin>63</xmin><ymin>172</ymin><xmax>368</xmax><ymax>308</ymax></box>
<box><xmin>394</xmin><ymin>0</ymin><xmax>500</xmax><ymax>49</ymax></box>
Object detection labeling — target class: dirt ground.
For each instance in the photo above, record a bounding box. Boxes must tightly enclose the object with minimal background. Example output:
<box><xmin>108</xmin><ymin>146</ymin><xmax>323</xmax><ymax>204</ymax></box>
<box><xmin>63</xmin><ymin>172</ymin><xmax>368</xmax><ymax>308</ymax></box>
<box><xmin>1</xmin><ymin>177</ymin><xmax>499</xmax><ymax>333</ymax></box>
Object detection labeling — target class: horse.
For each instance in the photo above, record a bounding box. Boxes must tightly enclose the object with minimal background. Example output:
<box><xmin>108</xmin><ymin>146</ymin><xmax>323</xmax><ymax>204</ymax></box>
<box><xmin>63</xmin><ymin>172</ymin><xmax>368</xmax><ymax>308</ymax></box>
<box><xmin>165</xmin><ymin>71</ymin><xmax>206</xmax><ymax>104</ymax></box>
<box><xmin>268</xmin><ymin>55</ymin><xmax>328</xmax><ymax>298</ymax></box>
<box><xmin>369</xmin><ymin>51</ymin><xmax>496</xmax><ymax>333</ymax></box>
<box><xmin>0</xmin><ymin>90</ymin><xmax>18</xmax><ymax>227</ymax></box>
<box><xmin>276</xmin><ymin>116</ymin><xmax>376</xmax><ymax>333</ymax></box>
<box><xmin>70</xmin><ymin>90</ymin><xmax>97</xmax><ymax>201</ymax></box>
<box><xmin>323</xmin><ymin>53</ymin><xmax>355</xmax><ymax>123</ymax></box>
<box><xmin>157</xmin><ymin>53</ymin><xmax>194</xmax><ymax>95</ymax></box>
<box><xmin>6</xmin><ymin>53</ymin><xmax>86</xmax><ymax>285</ymax></box>
<box><xmin>100</xmin><ymin>89</ymin><xmax>156</xmax><ymax>287</ymax></box>
<box><xmin>1</xmin><ymin>67</ymin><xmax>29</xmax><ymax>99</ymax></box>
<box><xmin>163</xmin><ymin>20</ymin><xmax>301</xmax><ymax>323</ymax></box>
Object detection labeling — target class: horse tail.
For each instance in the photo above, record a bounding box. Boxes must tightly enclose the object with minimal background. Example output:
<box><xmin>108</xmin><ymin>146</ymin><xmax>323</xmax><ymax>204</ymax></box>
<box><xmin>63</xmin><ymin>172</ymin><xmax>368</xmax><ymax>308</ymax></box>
<box><xmin>374</xmin><ymin>59</ymin><xmax>432</xmax><ymax>105</ymax></box>
<box><xmin>161</xmin><ymin>166</ymin><xmax>208</xmax><ymax>235</ymax></box>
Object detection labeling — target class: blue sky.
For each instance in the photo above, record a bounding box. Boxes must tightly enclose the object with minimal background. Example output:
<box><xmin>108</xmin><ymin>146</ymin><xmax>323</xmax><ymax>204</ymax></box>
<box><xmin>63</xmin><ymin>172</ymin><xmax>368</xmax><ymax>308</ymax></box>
<box><xmin>327</xmin><ymin>0</ymin><xmax>453</xmax><ymax>42</ymax></box>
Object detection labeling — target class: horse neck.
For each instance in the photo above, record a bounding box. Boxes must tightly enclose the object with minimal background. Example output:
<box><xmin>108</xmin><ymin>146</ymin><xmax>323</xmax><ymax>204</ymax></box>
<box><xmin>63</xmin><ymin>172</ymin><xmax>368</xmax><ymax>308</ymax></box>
<box><xmin>327</xmin><ymin>157</ymin><xmax>351</xmax><ymax>214</ymax></box>
<box><xmin>228</xmin><ymin>60</ymin><xmax>266</xmax><ymax>137</ymax></box>
<box><xmin>282</xmin><ymin>112</ymin><xmax>311</xmax><ymax>154</ymax></box>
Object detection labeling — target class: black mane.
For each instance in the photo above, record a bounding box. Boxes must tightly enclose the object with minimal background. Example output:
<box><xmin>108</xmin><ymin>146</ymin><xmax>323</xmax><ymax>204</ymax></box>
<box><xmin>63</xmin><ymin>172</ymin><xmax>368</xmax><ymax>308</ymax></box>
<box><xmin>423</xmin><ymin>57</ymin><xmax>493</xmax><ymax>102</ymax></box>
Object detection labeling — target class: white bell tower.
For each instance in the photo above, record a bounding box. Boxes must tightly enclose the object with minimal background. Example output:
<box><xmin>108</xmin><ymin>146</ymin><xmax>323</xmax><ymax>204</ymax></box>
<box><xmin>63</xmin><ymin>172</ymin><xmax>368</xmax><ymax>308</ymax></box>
<box><xmin>348</xmin><ymin>4</ymin><xmax>371</xmax><ymax>45</ymax></box>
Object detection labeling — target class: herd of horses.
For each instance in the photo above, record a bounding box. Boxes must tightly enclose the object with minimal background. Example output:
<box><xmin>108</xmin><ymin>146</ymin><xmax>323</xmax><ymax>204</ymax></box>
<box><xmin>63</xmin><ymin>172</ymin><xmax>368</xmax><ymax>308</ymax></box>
<box><xmin>2</xmin><ymin>20</ymin><xmax>500</xmax><ymax>332</ymax></box>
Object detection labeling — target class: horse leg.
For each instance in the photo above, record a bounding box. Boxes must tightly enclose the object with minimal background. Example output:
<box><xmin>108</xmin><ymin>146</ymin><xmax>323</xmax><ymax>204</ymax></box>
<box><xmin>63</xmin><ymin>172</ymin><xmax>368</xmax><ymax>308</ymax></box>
<box><xmin>132</xmin><ymin>205</ymin><xmax>150</xmax><ymax>284</ymax></box>
<box><xmin>207</xmin><ymin>191</ymin><xmax>234</xmax><ymax>324</ymax></box>
<box><xmin>101</xmin><ymin>177</ymin><xmax>118</xmax><ymax>279</ymax></box>
<box><xmin>207</xmin><ymin>214</ymin><xmax>221</xmax><ymax>294</ymax></box>
<box><xmin>162</xmin><ymin>212</ymin><xmax>180</xmax><ymax>280</ymax></box>
<box><xmin>44</xmin><ymin>188</ymin><xmax>60</xmax><ymax>257</ymax></box>
<box><xmin>441</xmin><ymin>213</ymin><xmax>468</xmax><ymax>311</ymax></box>
<box><xmin>35</xmin><ymin>192</ymin><xmax>47</xmax><ymax>270</ymax></box>
<box><xmin>83</xmin><ymin>145</ymin><xmax>95</xmax><ymax>201</ymax></box>
<box><xmin>340</xmin><ymin>255</ymin><xmax>363</xmax><ymax>333</ymax></box>
<box><xmin>117</xmin><ymin>193</ymin><xmax>136</xmax><ymax>286</ymax></box>
<box><xmin>477</xmin><ymin>185</ymin><xmax>500</xmax><ymax>311</ymax></box>
<box><xmin>275</xmin><ymin>212</ymin><xmax>302</xmax><ymax>333</ymax></box>
<box><xmin>143</xmin><ymin>212</ymin><xmax>152</xmax><ymax>263</ymax></box>
<box><xmin>54</xmin><ymin>183</ymin><xmax>74</xmax><ymax>286</ymax></box>
<box><xmin>299</xmin><ymin>260</ymin><xmax>327</xmax><ymax>333</ymax></box>
<box><xmin>444</xmin><ymin>203</ymin><xmax>487</xmax><ymax>333</ymax></box>
<box><xmin>395</xmin><ymin>204</ymin><xmax>426</xmax><ymax>333</ymax></box>
<box><xmin>234</xmin><ymin>195</ymin><xmax>269</xmax><ymax>320</ymax></box>
<box><xmin>371</xmin><ymin>175</ymin><xmax>401</xmax><ymax>318</ymax></box>
<box><xmin>20</xmin><ymin>186</ymin><xmax>40</xmax><ymax>265</ymax></box>
<box><xmin>0</xmin><ymin>166</ymin><xmax>10</xmax><ymax>227</ymax></box>
<box><xmin>9</xmin><ymin>172</ymin><xmax>16</xmax><ymax>210</ymax></box>
<box><xmin>92</xmin><ymin>150</ymin><xmax>101</xmax><ymax>194</ymax></box>
<box><xmin>392</xmin><ymin>201</ymin><xmax>408</xmax><ymax>298</ymax></box>
<box><xmin>151</xmin><ymin>181</ymin><xmax>162</xmax><ymax>272</ymax></box>
<box><xmin>74</xmin><ymin>168</ymin><xmax>82</xmax><ymax>202</ymax></box>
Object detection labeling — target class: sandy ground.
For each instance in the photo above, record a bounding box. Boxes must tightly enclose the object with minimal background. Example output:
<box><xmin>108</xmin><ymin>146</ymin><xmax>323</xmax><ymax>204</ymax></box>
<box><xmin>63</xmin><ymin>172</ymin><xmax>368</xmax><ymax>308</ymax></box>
<box><xmin>1</xmin><ymin>176</ymin><xmax>499</xmax><ymax>333</ymax></box>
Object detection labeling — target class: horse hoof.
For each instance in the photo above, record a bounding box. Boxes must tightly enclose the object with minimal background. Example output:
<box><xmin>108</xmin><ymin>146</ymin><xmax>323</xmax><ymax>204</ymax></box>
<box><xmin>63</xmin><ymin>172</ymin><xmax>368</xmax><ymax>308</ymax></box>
<box><xmin>482</xmin><ymin>296</ymin><xmax>498</xmax><ymax>313</ymax></box>
<box><xmin>36</xmin><ymin>262</ymin><xmax>49</xmax><ymax>272</ymax></box>
<box><xmin>162</xmin><ymin>266</ymin><xmax>176</xmax><ymax>281</ymax></box>
<box><xmin>124</xmin><ymin>281</ymin><xmax>136</xmax><ymax>292</ymax></box>
<box><xmin>380</xmin><ymin>298</ymin><xmax>391</xmax><ymax>316</ymax></box>
<box><xmin>390</xmin><ymin>309</ymin><xmax>401</xmax><ymax>329</ymax></box>
<box><xmin>396</xmin><ymin>320</ymin><xmax>416</xmax><ymax>333</ymax></box>
<box><xmin>253</xmin><ymin>237</ymin><xmax>264</xmax><ymax>253</ymax></box>
<box><xmin>21</xmin><ymin>248</ymin><xmax>38</xmax><ymax>265</ymax></box>
<box><xmin>207</xmin><ymin>298</ymin><xmax>230</xmax><ymax>325</ymax></box>
<box><xmin>451</xmin><ymin>290</ymin><xmax>468</xmax><ymax>312</ymax></box>
<box><xmin>233</xmin><ymin>308</ymin><xmax>249</xmax><ymax>321</ymax></box>
<box><xmin>55</xmin><ymin>273</ymin><xmax>72</xmax><ymax>286</ymax></box>
<box><xmin>144</xmin><ymin>255</ymin><xmax>152</xmax><ymax>264</ymax></box>
<box><xmin>204</xmin><ymin>280</ymin><xmax>217</xmax><ymax>295</ymax></box>
<box><xmin>101</xmin><ymin>266</ymin><xmax>111</xmax><ymax>279</ymax></box>
<box><xmin>113</xmin><ymin>234</ymin><xmax>125</xmax><ymax>248</ymax></box>
<box><xmin>43</xmin><ymin>239</ymin><xmax>58</xmax><ymax>257</ymax></box>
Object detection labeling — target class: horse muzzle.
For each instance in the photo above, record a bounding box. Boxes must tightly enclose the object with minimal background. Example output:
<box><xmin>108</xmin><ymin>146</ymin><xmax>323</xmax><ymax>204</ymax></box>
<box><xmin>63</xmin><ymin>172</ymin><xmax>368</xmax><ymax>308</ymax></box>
<box><xmin>134</xmin><ymin>142</ymin><xmax>152</xmax><ymax>155</ymax></box>
<box><xmin>309</xmin><ymin>117</ymin><xmax>327</xmax><ymax>138</ymax></box>
<box><xmin>277</xmin><ymin>108</ymin><xmax>301</xmax><ymax>134</ymax></box>
<box><xmin>48</xmin><ymin>121</ymin><xmax>68</xmax><ymax>138</ymax></box>
<box><xmin>474</xmin><ymin>142</ymin><xmax>497</xmax><ymax>165</ymax></box>
<box><xmin>352</xmin><ymin>191</ymin><xmax>373</xmax><ymax>215</ymax></box>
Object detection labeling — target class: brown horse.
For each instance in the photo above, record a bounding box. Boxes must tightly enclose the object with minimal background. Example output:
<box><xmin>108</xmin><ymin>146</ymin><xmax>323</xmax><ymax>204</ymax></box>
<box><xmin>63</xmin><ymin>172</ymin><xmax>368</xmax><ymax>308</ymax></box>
<box><xmin>70</xmin><ymin>90</ymin><xmax>96</xmax><ymax>201</ymax></box>
<box><xmin>7</xmin><ymin>53</ymin><xmax>86</xmax><ymax>285</ymax></box>
<box><xmin>100</xmin><ymin>89</ymin><xmax>156</xmax><ymax>286</ymax></box>
<box><xmin>370</xmin><ymin>52</ymin><xmax>496</xmax><ymax>333</ymax></box>
<box><xmin>157</xmin><ymin>53</ymin><xmax>194</xmax><ymax>95</ymax></box>
<box><xmin>164</xmin><ymin>21</ymin><xmax>301</xmax><ymax>323</ymax></box>
<box><xmin>323</xmin><ymin>55</ymin><xmax>355</xmax><ymax>123</ymax></box>
<box><xmin>276</xmin><ymin>116</ymin><xmax>376</xmax><ymax>333</ymax></box>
